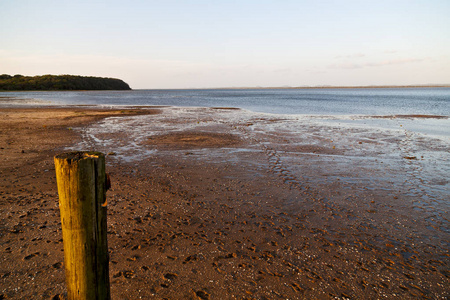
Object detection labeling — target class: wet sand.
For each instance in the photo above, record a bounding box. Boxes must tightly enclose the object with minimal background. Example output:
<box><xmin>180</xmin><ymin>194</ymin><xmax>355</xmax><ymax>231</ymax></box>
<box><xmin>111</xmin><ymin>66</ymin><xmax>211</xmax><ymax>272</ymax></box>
<box><xmin>0</xmin><ymin>107</ymin><xmax>448</xmax><ymax>299</ymax></box>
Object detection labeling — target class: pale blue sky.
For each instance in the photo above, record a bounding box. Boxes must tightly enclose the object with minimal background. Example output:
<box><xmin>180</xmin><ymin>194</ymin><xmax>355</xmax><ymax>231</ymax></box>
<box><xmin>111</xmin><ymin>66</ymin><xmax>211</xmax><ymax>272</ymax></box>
<box><xmin>1</xmin><ymin>0</ymin><xmax>449</xmax><ymax>88</ymax></box>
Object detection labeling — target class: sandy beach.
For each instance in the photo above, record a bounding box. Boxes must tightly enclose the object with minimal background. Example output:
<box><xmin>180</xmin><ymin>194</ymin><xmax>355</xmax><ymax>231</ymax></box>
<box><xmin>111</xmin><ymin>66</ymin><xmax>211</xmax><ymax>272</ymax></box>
<box><xmin>1</xmin><ymin>106</ymin><xmax>448</xmax><ymax>299</ymax></box>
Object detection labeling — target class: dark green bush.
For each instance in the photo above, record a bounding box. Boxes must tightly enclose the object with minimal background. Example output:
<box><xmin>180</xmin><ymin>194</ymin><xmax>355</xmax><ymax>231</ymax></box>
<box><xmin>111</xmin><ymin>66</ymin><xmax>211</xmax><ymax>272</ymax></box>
<box><xmin>0</xmin><ymin>74</ymin><xmax>131</xmax><ymax>90</ymax></box>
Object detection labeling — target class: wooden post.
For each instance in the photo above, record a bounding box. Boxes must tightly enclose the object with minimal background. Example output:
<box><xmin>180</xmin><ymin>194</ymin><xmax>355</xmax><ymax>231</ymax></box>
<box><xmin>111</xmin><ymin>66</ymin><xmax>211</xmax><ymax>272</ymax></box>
<box><xmin>54</xmin><ymin>151</ymin><xmax>110</xmax><ymax>300</ymax></box>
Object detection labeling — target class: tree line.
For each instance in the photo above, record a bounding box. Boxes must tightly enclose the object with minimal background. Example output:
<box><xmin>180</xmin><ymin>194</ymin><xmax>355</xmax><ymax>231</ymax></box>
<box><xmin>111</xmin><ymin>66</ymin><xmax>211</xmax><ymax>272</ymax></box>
<box><xmin>0</xmin><ymin>74</ymin><xmax>131</xmax><ymax>90</ymax></box>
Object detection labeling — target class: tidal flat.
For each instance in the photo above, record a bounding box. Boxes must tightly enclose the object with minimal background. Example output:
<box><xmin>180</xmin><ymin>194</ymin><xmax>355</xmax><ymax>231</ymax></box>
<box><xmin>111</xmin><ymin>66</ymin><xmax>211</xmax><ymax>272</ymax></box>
<box><xmin>0</xmin><ymin>106</ymin><xmax>448</xmax><ymax>299</ymax></box>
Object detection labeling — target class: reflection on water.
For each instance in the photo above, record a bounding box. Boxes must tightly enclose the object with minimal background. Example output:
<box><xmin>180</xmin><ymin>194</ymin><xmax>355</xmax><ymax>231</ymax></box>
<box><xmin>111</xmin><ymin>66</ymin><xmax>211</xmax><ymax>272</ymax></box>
<box><xmin>321</xmin><ymin>116</ymin><xmax>450</xmax><ymax>139</ymax></box>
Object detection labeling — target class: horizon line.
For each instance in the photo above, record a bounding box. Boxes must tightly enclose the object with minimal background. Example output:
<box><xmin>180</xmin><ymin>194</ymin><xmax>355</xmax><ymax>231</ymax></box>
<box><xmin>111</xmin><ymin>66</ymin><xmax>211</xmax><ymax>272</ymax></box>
<box><xmin>132</xmin><ymin>84</ymin><xmax>450</xmax><ymax>90</ymax></box>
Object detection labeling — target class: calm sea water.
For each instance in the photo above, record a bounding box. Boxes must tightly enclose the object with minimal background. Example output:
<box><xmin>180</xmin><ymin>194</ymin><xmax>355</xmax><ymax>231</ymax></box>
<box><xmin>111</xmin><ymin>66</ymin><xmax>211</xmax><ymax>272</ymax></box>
<box><xmin>1</xmin><ymin>87</ymin><xmax>449</xmax><ymax>116</ymax></box>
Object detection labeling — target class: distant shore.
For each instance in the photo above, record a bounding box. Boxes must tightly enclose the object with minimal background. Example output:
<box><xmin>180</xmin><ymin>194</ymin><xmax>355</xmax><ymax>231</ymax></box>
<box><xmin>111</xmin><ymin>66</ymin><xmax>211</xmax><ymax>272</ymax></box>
<box><xmin>126</xmin><ymin>84</ymin><xmax>450</xmax><ymax>90</ymax></box>
<box><xmin>211</xmin><ymin>84</ymin><xmax>450</xmax><ymax>90</ymax></box>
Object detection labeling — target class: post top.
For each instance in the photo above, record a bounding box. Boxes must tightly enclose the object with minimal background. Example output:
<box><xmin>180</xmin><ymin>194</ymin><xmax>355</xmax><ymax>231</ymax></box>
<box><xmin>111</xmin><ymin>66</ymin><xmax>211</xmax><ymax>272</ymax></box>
<box><xmin>55</xmin><ymin>151</ymin><xmax>104</xmax><ymax>161</ymax></box>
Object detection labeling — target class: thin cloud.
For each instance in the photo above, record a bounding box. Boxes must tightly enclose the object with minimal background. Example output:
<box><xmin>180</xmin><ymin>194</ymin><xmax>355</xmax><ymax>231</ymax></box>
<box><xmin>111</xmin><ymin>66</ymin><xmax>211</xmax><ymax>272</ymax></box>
<box><xmin>273</xmin><ymin>68</ymin><xmax>292</xmax><ymax>73</ymax></box>
<box><xmin>335</xmin><ymin>53</ymin><xmax>366</xmax><ymax>59</ymax></box>
<box><xmin>366</xmin><ymin>58</ymin><xmax>425</xmax><ymax>67</ymax></box>
<box><xmin>328</xmin><ymin>63</ymin><xmax>363</xmax><ymax>69</ymax></box>
<box><xmin>328</xmin><ymin>58</ymin><xmax>425</xmax><ymax>69</ymax></box>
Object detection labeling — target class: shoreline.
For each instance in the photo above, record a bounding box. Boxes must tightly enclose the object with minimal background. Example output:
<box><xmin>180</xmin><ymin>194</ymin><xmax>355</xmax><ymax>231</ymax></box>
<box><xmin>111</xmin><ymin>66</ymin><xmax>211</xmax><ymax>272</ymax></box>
<box><xmin>1</xmin><ymin>106</ymin><xmax>448</xmax><ymax>299</ymax></box>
